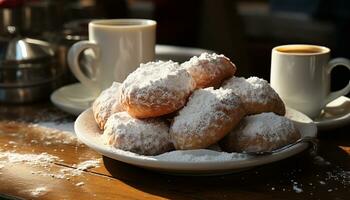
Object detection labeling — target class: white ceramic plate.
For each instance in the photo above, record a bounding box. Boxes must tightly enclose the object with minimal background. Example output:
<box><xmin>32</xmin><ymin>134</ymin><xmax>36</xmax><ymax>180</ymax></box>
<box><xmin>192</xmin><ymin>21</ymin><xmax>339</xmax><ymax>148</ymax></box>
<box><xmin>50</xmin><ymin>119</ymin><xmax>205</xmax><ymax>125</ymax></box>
<box><xmin>75</xmin><ymin>107</ymin><xmax>317</xmax><ymax>175</ymax></box>
<box><xmin>314</xmin><ymin>96</ymin><xmax>350</xmax><ymax>131</ymax></box>
<box><xmin>51</xmin><ymin>45</ymin><xmax>212</xmax><ymax>116</ymax></box>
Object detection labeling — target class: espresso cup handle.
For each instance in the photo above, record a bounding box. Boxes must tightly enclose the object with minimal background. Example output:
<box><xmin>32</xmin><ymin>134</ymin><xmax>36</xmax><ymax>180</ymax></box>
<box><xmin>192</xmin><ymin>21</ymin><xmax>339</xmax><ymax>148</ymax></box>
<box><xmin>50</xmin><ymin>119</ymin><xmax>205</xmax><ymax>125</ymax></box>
<box><xmin>68</xmin><ymin>40</ymin><xmax>100</xmax><ymax>94</ymax></box>
<box><xmin>324</xmin><ymin>58</ymin><xmax>350</xmax><ymax>105</ymax></box>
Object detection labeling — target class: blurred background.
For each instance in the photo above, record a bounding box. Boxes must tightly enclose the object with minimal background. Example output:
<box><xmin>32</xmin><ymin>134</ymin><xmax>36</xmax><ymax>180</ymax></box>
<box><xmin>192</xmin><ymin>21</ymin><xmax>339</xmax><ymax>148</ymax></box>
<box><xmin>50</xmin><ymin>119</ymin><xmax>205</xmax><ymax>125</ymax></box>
<box><xmin>0</xmin><ymin>0</ymin><xmax>349</xmax><ymax>94</ymax></box>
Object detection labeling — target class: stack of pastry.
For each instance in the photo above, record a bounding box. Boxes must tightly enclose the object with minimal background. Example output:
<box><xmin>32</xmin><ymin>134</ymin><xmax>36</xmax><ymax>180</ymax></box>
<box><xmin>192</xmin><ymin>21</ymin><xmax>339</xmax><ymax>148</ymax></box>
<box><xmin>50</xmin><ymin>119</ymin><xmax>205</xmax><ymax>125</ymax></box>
<box><xmin>92</xmin><ymin>53</ymin><xmax>300</xmax><ymax>156</ymax></box>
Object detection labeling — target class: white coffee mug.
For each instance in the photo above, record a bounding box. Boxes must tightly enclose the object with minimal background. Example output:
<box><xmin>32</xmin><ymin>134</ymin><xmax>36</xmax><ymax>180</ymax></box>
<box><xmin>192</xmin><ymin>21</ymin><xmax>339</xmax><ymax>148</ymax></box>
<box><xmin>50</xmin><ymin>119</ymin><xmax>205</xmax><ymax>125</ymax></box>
<box><xmin>271</xmin><ymin>44</ymin><xmax>350</xmax><ymax>118</ymax></box>
<box><xmin>68</xmin><ymin>19</ymin><xmax>156</xmax><ymax>95</ymax></box>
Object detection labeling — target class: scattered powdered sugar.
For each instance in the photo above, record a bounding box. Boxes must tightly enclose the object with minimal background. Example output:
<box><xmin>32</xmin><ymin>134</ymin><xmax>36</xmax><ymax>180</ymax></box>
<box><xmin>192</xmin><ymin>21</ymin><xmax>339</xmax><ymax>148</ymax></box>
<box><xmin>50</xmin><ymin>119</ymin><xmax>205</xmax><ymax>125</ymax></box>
<box><xmin>293</xmin><ymin>184</ymin><xmax>303</xmax><ymax>193</ymax></box>
<box><xmin>0</xmin><ymin>151</ymin><xmax>101</xmax><ymax>180</ymax></box>
<box><xmin>103</xmin><ymin>112</ymin><xmax>172</xmax><ymax>156</ymax></box>
<box><xmin>35</xmin><ymin>122</ymin><xmax>75</xmax><ymax>134</ymax></box>
<box><xmin>75</xmin><ymin>182</ymin><xmax>85</xmax><ymax>187</ymax></box>
<box><xmin>46</xmin><ymin>159</ymin><xmax>101</xmax><ymax>178</ymax></box>
<box><xmin>222</xmin><ymin>76</ymin><xmax>279</xmax><ymax>104</ymax></box>
<box><xmin>170</xmin><ymin>87</ymin><xmax>243</xmax><ymax>149</ymax></box>
<box><xmin>266</xmin><ymin>156</ymin><xmax>349</xmax><ymax>195</ymax></box>
<box><xmin>59</xmin><ymin>168</ymin><xmax>83</xmax><ymax>177</ymax></box>
<box><xmin>324</xmin><ymin>167</ymin><xmax>350</xmax><ymax>186</ymax></box>
<box><xmin>8</xmin><ymin>141</ymin><xmax>16</xmax><ymax>145</ymax></box>
<box><xmin>0</xmin><ymin>152</ymin><xmax>59</xmax><ymax>167</ymax></box>
<box><xmin>31</xmin><ymin>170</ymin><xmax>67</xmax><ymax>179</ymax></box>
<box><xmin>75</xmin><ymin>159</ymin><xmax>101</xmax><ymax>171</ymax></box>
<box><xmin>0</xmin><ymin>121</ymin><xmax>78</xmax><ymax>146</ymax></box>
<box><xmin>93</xmin><ymin>82</ymin><xmax>123</xmax><ymax>129</ymax></box>
<box><xmin>120</xmin><ymin>60</ymin><xmax>195</xmax><ymax>107</ymax></box>
<box><xmin>29</xmin><ymin>186</ymin><xmax>48</xmax><ymax>197</ymax></box>
<box><xmin>232</xmin><ymin>112</ymin><xmax>300</xmax><ymax>152</ymax></box>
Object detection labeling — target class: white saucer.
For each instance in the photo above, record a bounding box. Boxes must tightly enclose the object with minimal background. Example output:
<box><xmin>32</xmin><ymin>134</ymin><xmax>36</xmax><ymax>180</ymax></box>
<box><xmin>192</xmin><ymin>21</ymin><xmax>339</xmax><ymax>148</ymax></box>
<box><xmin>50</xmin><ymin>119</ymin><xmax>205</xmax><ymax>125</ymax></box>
<box><xmin>51</xmin><ymin>44</ymin><xmax>212</xmax><ymax>116</ymax></box>
<box><xmin>50</xmin><ymin>83</ymin><xmax>98</xmax><ymax>116</ymax></box>
<box><xmin>74</xmin><ymin>107</ymin><xmax>317</xmax><ymax>175</ymax></box>
<box><xmin>314</xmin><ymin>96</ymin><xmax>350</xmax><ymax>131</ymax></box>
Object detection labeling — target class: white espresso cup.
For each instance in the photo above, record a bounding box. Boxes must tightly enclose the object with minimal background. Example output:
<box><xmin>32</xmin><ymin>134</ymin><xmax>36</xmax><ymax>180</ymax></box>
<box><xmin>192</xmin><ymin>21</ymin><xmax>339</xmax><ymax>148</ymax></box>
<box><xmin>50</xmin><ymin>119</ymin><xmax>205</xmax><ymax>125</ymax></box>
<box><xmin>68</xmin><ymin>19</ymin><xmax>156</xmax><ymax>96</ymax></box>
<box><xmin>271</xmin><ymin>44</ymin><xmax>350</xmax><ymax>118</ymax></box>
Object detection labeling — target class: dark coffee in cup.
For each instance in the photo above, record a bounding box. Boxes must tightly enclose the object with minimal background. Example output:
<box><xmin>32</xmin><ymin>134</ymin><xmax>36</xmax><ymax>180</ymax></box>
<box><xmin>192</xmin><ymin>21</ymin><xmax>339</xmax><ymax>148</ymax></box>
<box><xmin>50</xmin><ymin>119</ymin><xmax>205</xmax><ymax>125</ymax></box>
<box><xmin>275</xmin><ymin>46</ymin><xmax>326</xmax><ymax>54</ymax></box>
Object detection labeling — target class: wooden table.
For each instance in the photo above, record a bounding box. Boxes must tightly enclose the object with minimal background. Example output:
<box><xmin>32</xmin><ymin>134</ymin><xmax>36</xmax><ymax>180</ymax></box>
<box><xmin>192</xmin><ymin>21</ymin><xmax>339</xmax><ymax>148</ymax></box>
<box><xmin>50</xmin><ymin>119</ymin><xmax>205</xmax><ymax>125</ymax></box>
<box><xmin>0</xmin><ymin>102</ymin><xmax>349</xmax><ymax>200</ymax></box>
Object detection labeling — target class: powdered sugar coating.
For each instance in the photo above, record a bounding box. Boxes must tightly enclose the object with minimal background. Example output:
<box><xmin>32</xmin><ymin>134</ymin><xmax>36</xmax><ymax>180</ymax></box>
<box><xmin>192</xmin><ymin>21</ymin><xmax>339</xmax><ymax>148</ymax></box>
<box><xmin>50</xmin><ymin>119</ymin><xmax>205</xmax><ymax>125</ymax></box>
<box><xmin>153</xmin><ymin>150</ymin><xmax>248</xmax><ymax>162</ymax></box>
<box><xmin>240</xmin><ymin>113</ymin><xmax>297</xmax><ymax>142</ymax></box>
<box><xmin>182</xmin><ymin>52</ymin><xmax>236</xmax><ymax>88</ymax></box>
<box><xmin>223</xmin><ymin>76</ymin><xmax>278</xmax><ymax>104</ymax></box>
<box><xmin>170</xmin><ymin>87</ymin><xmax>245</xmax><ymax>149</ymax></box>
<box><xmin>223</xmin><ymin>112</ymin><xmax>300</xmax><ymax>152</ymax></box>
<box><xmin>93</xmin><ymin>82</ymin><xmax>123</xmax><ymax>129</ymax></box>
<box><xmin>120</xmin><ymin>60</ymin><xmax>196</xmax><ymax>117</ymax></box>
<box><xmin>222</xmin><ymin>76</ymin><xmax>285</xmax><ymax>115</ymax></box>
<box><xmin>102</xmin><ymin>112</ymin><xmax>173</xmax><ymax>155</ymax></box>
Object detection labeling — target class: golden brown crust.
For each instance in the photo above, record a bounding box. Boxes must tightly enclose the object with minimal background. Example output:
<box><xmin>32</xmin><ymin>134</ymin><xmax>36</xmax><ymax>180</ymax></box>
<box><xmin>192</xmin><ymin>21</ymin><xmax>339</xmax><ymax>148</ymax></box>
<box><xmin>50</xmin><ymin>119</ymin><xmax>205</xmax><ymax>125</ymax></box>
<box><xmin>243</xmin><ymin>98</ymin><xmax>286</xmax><ymax>116</ymax></box>
<box><xmin>120</xmin><ymin>88</ymin><xmax>192</xmax><ymax>119</ymax></box>
<box><xmin>92</xmin><ymin>82</ymin><xmax>123</xmax><ymax>130</ymax></box>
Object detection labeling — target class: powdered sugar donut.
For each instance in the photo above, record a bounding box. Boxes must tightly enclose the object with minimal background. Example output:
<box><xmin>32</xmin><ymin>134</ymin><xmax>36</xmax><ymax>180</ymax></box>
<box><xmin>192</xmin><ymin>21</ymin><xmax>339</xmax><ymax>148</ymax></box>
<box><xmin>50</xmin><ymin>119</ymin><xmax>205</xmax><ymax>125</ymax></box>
<box><xmin>120</xmin><ymin>60</ymin><xmax>196</xmax><ymax>118</ymax></box>
<box><xmin>93</xmin><ymin>82</ymin><xmax>123</xmax><ymax>130</ymax></box>
<box><xmin>102</xmin><ymin>112</ymin><xmax>173</xmax><ymax>155</ymax></box>
<box><xmin>222</xmin><ymin>76</ymin><xmax>285</xmax><ymax>115</ymax></box>
<box><xmin>170</xmin><ymin>87</ymin><xmax>246</xmax><ymax>150</ymax></box>
<box><xmin>182</xmin><ymin>52</ymin><xmax>236</xmax><ymax>89</ymax></box>
<box><xmin>221</xmin><ymin>112</ymin><xmax>300</xmax><ymax>152</ymax></box>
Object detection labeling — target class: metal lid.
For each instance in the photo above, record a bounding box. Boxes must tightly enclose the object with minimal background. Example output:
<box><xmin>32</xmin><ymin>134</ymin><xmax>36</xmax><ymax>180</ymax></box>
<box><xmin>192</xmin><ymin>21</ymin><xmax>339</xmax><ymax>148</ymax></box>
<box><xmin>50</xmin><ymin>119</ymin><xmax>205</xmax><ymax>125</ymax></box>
<box><xmin>0</xmin><ymin>35</ymin><xmax>54</xmax><ymax>67</ymax></box>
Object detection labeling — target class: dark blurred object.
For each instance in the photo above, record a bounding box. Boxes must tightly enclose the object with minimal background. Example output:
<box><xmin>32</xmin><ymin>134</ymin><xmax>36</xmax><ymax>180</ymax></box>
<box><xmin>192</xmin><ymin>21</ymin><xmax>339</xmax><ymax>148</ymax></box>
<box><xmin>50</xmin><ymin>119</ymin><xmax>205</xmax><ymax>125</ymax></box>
<box><xmin>0</xmin><ymin>0</ymin><xmax>64</xmax><ymax>37</ymax></box>
<box><xmin>270</xmin><ymin>0</ymin><xmax>320</xmax><ymax>14</ymax></box>
<box><xmin>151</xmin><ymin>0</ymin><xmax>201</xmax><ymax>47</ymax></box>
<box><xmin>270</xmin><ymin>0</ymin><xmax>350</xmax><ymax>57</ymax></box>
<box><xmin>0</xmin><ymin>26</ymin><xmax>63</xmax><ymax>103</ymax></box>
<box><xmin>198</xmin><ymin>0</ymin><xmax>250</xmax><ymax>77</ymax></box>
<box><xmin>63</xmin><ymin>0</ymin><xmax>127</xmax><ymax>22</ymax></box>
<box><xmin>312</xmin><ymin>0</ymin><xmax>350</xmax><ymax>60</ymax></box>
<box><xmin>270</xmin><ymin>0</ymin><xmax>350</xmax><ymax>95</ymax></box>
<box><xmin>95</xmin><ymin>0</ymin><xmax>127</xmax><ymax>19</ymax></box>
<box><xmin>22</xmin><ymin>0</ymin><xmax>63</xmax><ymax>37</ymax></box>
<box><xmin>0</xmin><ymin>0</ymin><xmax>23</xmax><ymax>35</ymax></box>
<box><xmin>0</xmin><ymin>0</ymin><xmax>25</xmax><ymax>8</ymax></box>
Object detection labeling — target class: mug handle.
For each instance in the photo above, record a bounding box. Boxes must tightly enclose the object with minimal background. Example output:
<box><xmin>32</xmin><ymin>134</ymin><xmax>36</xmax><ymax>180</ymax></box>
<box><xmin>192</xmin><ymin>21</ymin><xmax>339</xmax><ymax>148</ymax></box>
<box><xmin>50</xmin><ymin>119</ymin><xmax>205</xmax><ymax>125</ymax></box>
<box><xmin>324</xmin><ymin>58</ymin><xmax>350</xmax><ymax>105</ymax></box>
<box><xmin>68</xmin><ymin>40</ymin><xmax>100</xmax><ymax>95</ymax></box>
